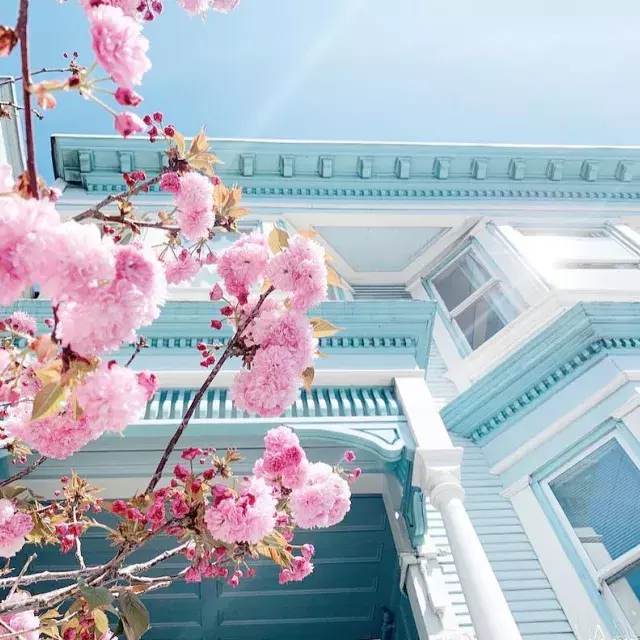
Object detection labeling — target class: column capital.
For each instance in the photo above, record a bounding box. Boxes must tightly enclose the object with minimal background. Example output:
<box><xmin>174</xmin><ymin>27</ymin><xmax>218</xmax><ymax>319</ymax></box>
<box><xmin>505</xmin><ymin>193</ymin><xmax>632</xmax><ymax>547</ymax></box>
<box><xmin>424</xmin><ymin>469</ymin><xmax>465</xmax><ymax>510</ymax></box>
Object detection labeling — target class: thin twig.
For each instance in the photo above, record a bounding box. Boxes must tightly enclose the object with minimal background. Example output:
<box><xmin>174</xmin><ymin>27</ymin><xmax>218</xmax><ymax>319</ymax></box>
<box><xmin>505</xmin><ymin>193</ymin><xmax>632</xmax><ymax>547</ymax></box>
<box><xmin>0</xmin><ymin>456</ymin><xmax>47</xmax><ymax>488</ymax></box>
<box><xmin>120</xmin><ymin>543</ymin><xmax>189</xmax><ymax>577</ymax></box>
<box><xmin>145</xmin><ymin>287</ymin><xmax>275</xmax><ymax>493</ymax></box>
<box><xmin>124</xmin><ymin>336</ymin><xmax>146</xmax><ymax>368</ymax></box>
<box><xmin>7</xmin><ymin>553</ymin><xmax>36</xmax><ymax>598</ymax></box>
<box><xmin>0</xmin><ymin>101</ymin><xmax>43</xmax><ymax>121</ymax></box>
<box><xmin>16</xmin><ymin>0</ymin><xmax>38</xmax><ymax>199</ymax></box>
<box><xmin>73</xmin><ymin>173</ymin><xmax>164</xmax><ymax>222</ymax></box>
<box><xmin>0</xmin><ymin>67</ymin><xmax>71</xmax><ymax>88</ymax></box>
<box><xmin>0</xmin><ymin>566</ymin><xmax>94</xmax><ymax>589</ymax></box>
<box><xmin>72</xmin><ymin>506</ymin><xmax>85</xmax><ymax>569</ymax></box>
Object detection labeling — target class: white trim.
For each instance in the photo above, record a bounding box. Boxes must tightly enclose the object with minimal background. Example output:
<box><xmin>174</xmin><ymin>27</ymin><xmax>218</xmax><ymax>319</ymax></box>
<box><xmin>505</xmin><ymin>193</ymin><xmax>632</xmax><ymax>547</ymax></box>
<box><xmin>499</xmin><ymin>474</ymin><xmax>531</xmax><ymax>499</ymax></box>
<box><xmin>154</xmin><ymin>368</ymin><xmax>424</xmax><ymax>389</ymax></box>
<box><xmin>541</xmin><ymin>431</ymin><xmax>640</xmax><ymax>590</ymax></box>
<box><xmin>509</xmin><ymin>484</ymin><xmax>612</xmax><ymax>640</ymax></box>
<box><xmin>598</xmin><ymin>545</ymin><xmax>640</xmax><ymax>586</ymax></box>
<box><xmin>490</xmin><ymin>371</ymin><xmax>640</xmax><ymax>476</ymax></box>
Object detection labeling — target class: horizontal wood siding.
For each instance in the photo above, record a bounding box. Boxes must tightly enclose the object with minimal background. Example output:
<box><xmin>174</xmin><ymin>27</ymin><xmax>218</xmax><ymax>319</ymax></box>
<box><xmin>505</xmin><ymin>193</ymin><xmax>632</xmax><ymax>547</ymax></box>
<box><xmin>426</xmin><ymin>345</ymin><xmax>576</xmax><ymax>639</ymax></box>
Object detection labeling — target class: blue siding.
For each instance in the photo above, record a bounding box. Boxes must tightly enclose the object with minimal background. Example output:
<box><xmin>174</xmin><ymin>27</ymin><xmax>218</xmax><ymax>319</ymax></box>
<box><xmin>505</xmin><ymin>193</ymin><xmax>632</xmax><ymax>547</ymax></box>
<box><xmin>427</xmin><ymin>345</ymin><xmax>576</xmax><ymax>639</ymax></box>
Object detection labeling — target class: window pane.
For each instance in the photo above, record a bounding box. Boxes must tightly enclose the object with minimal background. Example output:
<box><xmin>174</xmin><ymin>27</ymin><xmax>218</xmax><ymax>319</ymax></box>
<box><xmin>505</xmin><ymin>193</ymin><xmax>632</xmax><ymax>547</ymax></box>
<box><xmin>549</xmin><ymin>439</ymin><xmax>640</xmax><ymax>569</ymax></box>
<box><xmin>454</xmin><ymin>286</ymin><xmax>517</xmax><ymax>350</ymax></box>
<box><xmin>512</xmin><ymin>227</ymin><xmax>637</xmax><ymax>264</ymax></box>
<box><xmin>432</xmin><ymin>253</ymin><xmax>491</xmax><ymax>312</ymax></box>
<box><xmin>609</xmin><ymin>563</ymin><xmax>640</xmax><ymax>634</ymax></box>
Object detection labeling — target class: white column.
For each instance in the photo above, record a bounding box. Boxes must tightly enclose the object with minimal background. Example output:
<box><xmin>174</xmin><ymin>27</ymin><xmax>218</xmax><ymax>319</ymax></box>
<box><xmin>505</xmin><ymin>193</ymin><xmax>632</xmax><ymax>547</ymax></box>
<box><xmin>395</xmin><ymin>376</ymin><xmax>522</xmax><ymax>640</ymax></box>
<box><xmin>428</xmin><ymin>471</ymin><xmax>522</xmax><ymax>640</ymax></box>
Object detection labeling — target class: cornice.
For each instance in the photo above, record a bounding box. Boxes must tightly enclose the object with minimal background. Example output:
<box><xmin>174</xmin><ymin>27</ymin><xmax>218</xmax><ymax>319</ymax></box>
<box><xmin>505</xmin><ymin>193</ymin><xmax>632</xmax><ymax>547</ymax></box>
<box><xmin>2</xmin><ymin>299</ymin><xmax>435</xmax><ymax>368</ymax></box>
<box><xmin>441</xmin><ymin>302</ymin><xmax>640</xmax><ymax>442</ymax></box>
<box><xmin>51</xmin><ymin>135</ymin><xmax>640</xmax><ymax>203</ymax></box>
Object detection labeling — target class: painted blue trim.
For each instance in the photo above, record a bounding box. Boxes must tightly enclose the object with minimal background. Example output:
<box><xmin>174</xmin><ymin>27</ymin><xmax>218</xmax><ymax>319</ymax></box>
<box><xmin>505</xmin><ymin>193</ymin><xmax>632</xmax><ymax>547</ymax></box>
<box><xmin>531</xmin><ymin>480</ymin><xmax>623</xmax><ymax>637</ymax></box>
<box><xmin>442</xmin><ymin>302</ymin><xmax>640</xmax><ymax>442</ymax></box>
<box><xmin>531</xmin><ymin>419</ymin><xmax>618</xmax><ymax>482</ymax></box>
<box><xmin>51</xmin><ymin>135</ymin><xmax>640</xmax><ymax>204</ymax></box>
<box><xmin>393</xmin><ymin>456</ymin><xmax>426</xmax><ymax>548</ymax></box>
<box><xmin>0</xmin><ymin>299</ymin><xmax>435</xmax><ymax>369</ymax></box>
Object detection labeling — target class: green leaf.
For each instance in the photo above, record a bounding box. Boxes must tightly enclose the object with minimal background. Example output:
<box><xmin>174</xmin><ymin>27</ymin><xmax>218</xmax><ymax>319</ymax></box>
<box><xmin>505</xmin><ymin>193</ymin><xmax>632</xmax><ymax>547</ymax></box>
<box><xmin>0</xmin><ymin>485</ymin><xmax>27</xmax><ymax>500</ymax></box>
<box><xmin>119</xmin><ymin>590</ymin><xmax>150</xmax><ymax>640</ymax></box>
<box><xmin>78</xmin><ymin>578</ymin><xmax>114</xmax><ymax>612</ymax></box>
<box><xmin>92</xmin><ymin>609</ymin><xmax>110</xmax><ymax>634</ymax></box>
<box><xmin>31</xmin><ymin>382</ymin><xmax>66</xmax><ymax>421</ymax></box>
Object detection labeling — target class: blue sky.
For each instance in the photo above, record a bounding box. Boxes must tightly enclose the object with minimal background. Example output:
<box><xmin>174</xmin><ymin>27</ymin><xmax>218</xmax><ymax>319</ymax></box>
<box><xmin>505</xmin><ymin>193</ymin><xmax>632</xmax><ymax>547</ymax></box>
<box><xmin>4</xmin><ymin>0</ymin><xmax>640</xmax><ymax>178</ymax></box>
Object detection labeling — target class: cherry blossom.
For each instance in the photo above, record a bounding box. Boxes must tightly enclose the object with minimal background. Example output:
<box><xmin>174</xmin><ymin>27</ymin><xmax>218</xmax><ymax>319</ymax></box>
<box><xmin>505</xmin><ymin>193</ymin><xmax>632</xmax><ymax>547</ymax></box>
<box><xmin>231</xmin><ymin>346</ymin><xmax>300</xmax><ymax>417</ymax></box>
<box><xmin>178</xmin><ymin>0</ymin><xmax>209</xmax><ymax>15</ymax></box>
<box><xmin>204</xmin><ymin>477</ymin><xmax>277</xmax><ymax>544</ymax></box>
<box><xmin>89</xmin><ymin>5</ymin><xmax>151</xmax><ymax>88</ymax></box>
<box><xmin>1</xmin><ymin>311</ymin><xmax>37</xmax><ymax>336</ymax></box>
<box><xmin>211</xmin><ymin>0</ymin><xmax>241</xmax><ymax>13</ymax></box>
<box><xmin>0</xmin><ymin>499</ymin><xmax>33</xmax><ymax>558</ymax></box>
<box><xmin>289</xmin><ymin>462</ymin><xmax>351</xmax><ymax>529</ymax></box>
<box><xmin>115</xmin><ymin>111</ymin><xmax>146</xmax><ymax>137</ymax></box>
<box><xmin>164</xmin><ymin>250</ymin><xmax>202</xmax><ymax>284</ymax></box>
<box><xmin>268</xmin><ymin>235</ymin><xmax>328</xmax><ymax>311</ymax></box>
<box><xmin>253</xmin><ymin>308</ymin><xmax>316</xmax><ymax>371</ymax></box>
<box><xmin>10</xmin><ymin>412</ymin><xmax>97</xmax><ymax>460</ymax></box>
<box><xmin>0</xmin><ymin>593</ymin><xmax>39</xmax><ymax>640</ymax></box>
<box><xmin>0</xmin><ymin>194</ymin><xmax>59</xmax><ymax>306</ymax></box>
<box><xmin>76</xmin><ymin>362</ymin><xmax>150</xmax><ymax>435</ymax></box>
<box><xmin>217</xmin><ymin>230</ymin><xmax>270</xmax><ymax>302</ymax></box>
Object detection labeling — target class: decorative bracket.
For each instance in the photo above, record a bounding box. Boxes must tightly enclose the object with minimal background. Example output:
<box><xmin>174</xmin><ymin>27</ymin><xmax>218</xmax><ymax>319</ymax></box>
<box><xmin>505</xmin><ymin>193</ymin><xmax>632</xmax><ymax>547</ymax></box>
<box><xmin>395</xmin><ymin>455</ymin><xmax>427</xmax><ymax>549</ymax></box>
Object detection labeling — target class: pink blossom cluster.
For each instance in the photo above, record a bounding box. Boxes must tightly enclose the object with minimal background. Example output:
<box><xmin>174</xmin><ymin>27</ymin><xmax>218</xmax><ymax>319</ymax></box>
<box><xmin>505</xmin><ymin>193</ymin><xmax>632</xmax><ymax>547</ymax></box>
<box><xmin>230</xmin><ymin>304</ymin><xmax>317</xmax><ymax>417</ymax></box>
<box><xmin>0</xmin><ymin>593</ymin><xmax>39</xmax><ymax>640</ymax></box>
<box><xmin>0</xmin><ymin>187</ymin><xmax>167</xmax><ymax>354</ymax></box>
<box><xmin>254</xmin><ymin>426</ymin><xmax>309</xmax><ymax>489</ymax></box>
<box><xmin>0</xmin><ymin>311</ymin><xmax>37</xmax><ymax>337</ymax></box>
<box><xmin>268</xmin><ymin>236</ymin><xmax>328</xmax><ymax>311</ymax></box>
<box><xmin>289</xmin><ymin>461</ymin><xmax>351</xmax><ymax>529</ymax></box>
<box><xmin>0</xmin><ymin>194</ymin><xmax>58</xmax><ymax>306</ymax></box>
<box><xmin>171</xmin><ymin>172</ymin><xmax>215</xmax><ymax>241</ymax></box>
<box><xmin>164</xmin><ymin>249</ymin><xmax>203</xmax><ymax>284</ymax></box>
<box><xmin>7</xmin><ymin>365</ymin><xmax>157</xmax><ymax>459</ymax></box>
<box><xmin>0</xmin><ymin>499</ymin><xmax>33</xmax><ymax>558</ymax></box>
<box><xmin>88</xmin><ymin>5</ymin><xmax>151</xmax><ymax>89</ymax></box>
<box><xmin>204</xmin><ymin>476</ymin><xmax>277</xmax><ymax>544</ymax></box>
<box><xmin>217</xmin><ymin>231</ymin><xmax>270</xmax><ymax>303</ymax></box>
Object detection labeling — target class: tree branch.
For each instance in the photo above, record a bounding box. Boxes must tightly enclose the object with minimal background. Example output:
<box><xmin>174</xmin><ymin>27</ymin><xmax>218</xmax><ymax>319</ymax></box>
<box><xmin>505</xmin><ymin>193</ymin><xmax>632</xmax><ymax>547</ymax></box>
<box><xmin>120</xmin><ymin>543</ymin><xmax>189</xmax><ymax>577</ymax></box>
<box><xmin>16</xmin><ymin>0</ymin><xmax>38</xmax><ymax>199</ymax></box>
<box><xmin>0</xmin><ymin>101</ymin><xmax>43</xmax><ymax>121</ymax></box>
<box><xmin>145</xmin><ymin>287</ymin><xmax>275</xmax><ymax>493</ymax></box>
<box><xmin>0</xmin><ymin>456</ymin><xmax>47</xmax><ymax>488</ymax></box>
<box><xmin>7</xmin><ymin>553</ymin><xmax>36</xmax><ymax>598</ymax></box>
<box><xmin>0</xmin><ymin>67</ymin><xmax>72</xmax><ymax>88</ymax></box>
<box><xmin>72</xmin><ymin>173</ymin><xmax>164</xmax><ymax>222</ymax></box>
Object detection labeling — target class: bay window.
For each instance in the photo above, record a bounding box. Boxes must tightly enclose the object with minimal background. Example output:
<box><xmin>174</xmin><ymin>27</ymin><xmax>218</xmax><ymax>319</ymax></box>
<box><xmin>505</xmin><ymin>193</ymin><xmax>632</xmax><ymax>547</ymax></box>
<box><xmin>426</xmin><ymin>245</ymin><xmax>519</xmax><ymax>353</ymax></box>
<box><xmin>542</xmin><ymin>432</ymin><xmax>640</xmax><ymax>636</ymax></box>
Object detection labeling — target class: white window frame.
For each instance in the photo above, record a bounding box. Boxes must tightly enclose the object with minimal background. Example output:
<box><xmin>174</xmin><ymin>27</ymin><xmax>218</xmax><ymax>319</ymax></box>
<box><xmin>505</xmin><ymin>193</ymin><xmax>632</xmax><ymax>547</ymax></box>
<box><xmin>541</xmin><ymin>430</ymin><xmax>640</xmax><ymax>636</ymax></box>
<box><xmin>507</xmin><ymin>224</ymin><xmax>640</xmax><ymax>271</ymax></box>
<box><xmin>428</xmin><ymin>245</ymin><xmax>519</xmax><ymax>352</ymax></box>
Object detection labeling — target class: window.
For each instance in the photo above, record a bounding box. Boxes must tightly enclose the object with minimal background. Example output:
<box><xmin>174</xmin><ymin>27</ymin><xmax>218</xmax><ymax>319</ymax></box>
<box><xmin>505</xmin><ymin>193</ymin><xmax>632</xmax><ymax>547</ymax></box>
<box><xmin>428</xmin><ymin>248</ymin><xmax>518</xmax><ymax>351</ymax></box>
<box><xmin>498</xmin><ymin>225</ymin><xmax>640</xmax><ymax>274</ymax></box>
<box><xmin>543</xmin><ymin>434</ymin><xmax>640</xmax><ymax>635</ymax></box>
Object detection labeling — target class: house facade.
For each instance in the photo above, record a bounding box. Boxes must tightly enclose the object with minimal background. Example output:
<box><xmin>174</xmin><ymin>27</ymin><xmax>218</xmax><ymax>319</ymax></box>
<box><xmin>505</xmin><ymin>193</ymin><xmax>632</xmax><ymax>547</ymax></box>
<box><xmin>4</xmin><ymin>135</ymin><xmax>640</xmax><ymax>640</ymax></box>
